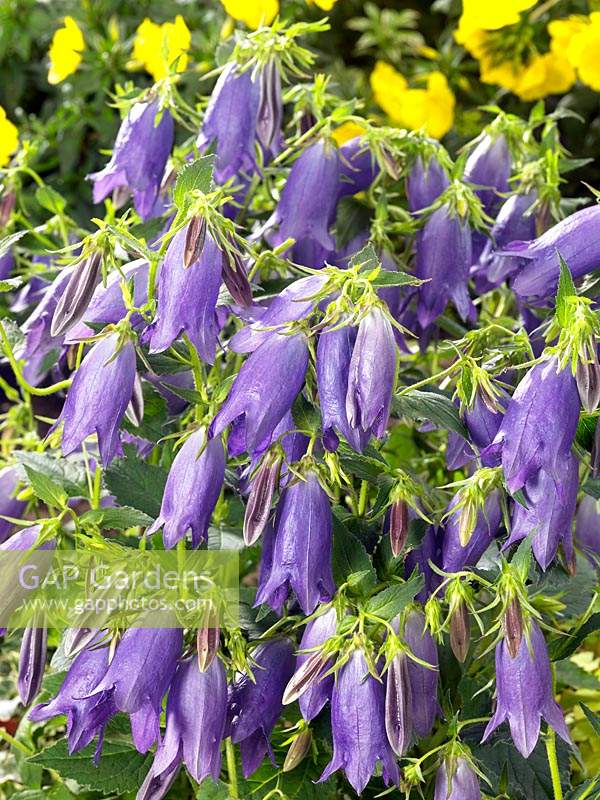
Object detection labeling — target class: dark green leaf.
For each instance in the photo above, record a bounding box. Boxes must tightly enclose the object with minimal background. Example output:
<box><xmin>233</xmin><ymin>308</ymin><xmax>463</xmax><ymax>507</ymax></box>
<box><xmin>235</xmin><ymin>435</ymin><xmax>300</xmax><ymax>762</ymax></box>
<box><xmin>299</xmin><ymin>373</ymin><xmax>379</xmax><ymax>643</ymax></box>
<box><xmin>371</xmin><ymin>270</ymin><xmax>423</xmax><ymax>287</ymax></box>
<box><xmin>35</xmin><ymin>186</ymin><xmax>66</xmax><ymax>216</ymax></box>
<box><xmin>556</xmin><ymin>253</ymin><xmax>576</xmax><ymax>328</ymax></box>
<box><xmin>364</xmin><ymin>574</ymin><xmax>423</xmax><ymax>620</ymax></box>
<box><xmin>564</xmin><ymin>778</ymin><xmax>600</xmax><ymax>800</ymax></box>
<box><xmin>549</xmin><ymin>614</ymin><xmax>600</xmax><ymax>661</ymax></box>
<box><xmin>291</xmin><ymin>393</ymin><xmax>321</xmax><ymax>436</ymax></box>
<box><xmin>337</xmin><ymin>441</ymin><xmax>388</xmax><ymax>483</ymax></box>
<box><xmin>23</xmin><ymin>466</ymin><xmax>68</xmax><ymax>508</ymax></box>
<box><xmin>14</xmin><ymin>452</ymin><xmax>87</xmax><ymax>498</ymax></box>
<box><xmin>335</xmin><ymin>197</ymin><xmax>372</xmax><ymax>250</ymax></box>
<box><xmin>79</xmin><ymin>506</ymin><xmax>153</xmax><ymax>530</ymax></box>
<box><xmin>331</xmin><ymin>511</ymin><xmax>377</xmax><ymax>595</ymax></box>
<box><xmin>349</xmin><ymin>242</ymin><xmax>379</xmax><ymax>271</ymax></box>
<box><xmin>104</xmin><ymin>449</ymin><xmax>167</xmax><ymax>519</ymax></box>
<box><xmin>581</xmin><ymin>703</ymin><xmax>600</xmax><ymax>737</ymax></box>
<box><xmin>392</xmin><ymin>390</ymin><xmax>468</xmax><ymax>438</ymax></box>
<box><xmin>583</xmin><ymin>478</ymin><xmax>600</xmax><ymax>500</ymax></box>
<box><xmin>173</xmin><ymin>155</ymin><xmax>216</xmax><ymax>210</ymax></box>
<box><xmin>555</xmin><ymin>660</ymin><xmax>600</xmax><ymax>690</ymax></box>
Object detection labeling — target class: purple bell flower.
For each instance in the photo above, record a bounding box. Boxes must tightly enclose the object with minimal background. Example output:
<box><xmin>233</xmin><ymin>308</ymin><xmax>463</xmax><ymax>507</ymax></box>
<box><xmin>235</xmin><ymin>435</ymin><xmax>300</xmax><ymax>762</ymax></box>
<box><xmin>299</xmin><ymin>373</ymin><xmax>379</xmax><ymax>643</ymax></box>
<box><xmin>148</xmin><ymin>656</ymin><xmax>227</xmax><ymax>784</ymax></box>
<box><xmin>0</xmin><ymin>466</ymin><xmax>26</xmax><ymax>543</ymax></box>
<box><xmin>463</xmin><ymin>132</ymin><xmax>510</xmax><ymax>216</ymax></box>
<box><xmin>482</xmin><ymin>620</ymin><xmax>571</xmax><ymax>757</ymax></box>
<box><xmin>338</xmin><ymin>137</ymin><xmax>379</xmax><ymax>197</ymax></box>
<box><xmin>447</xmin><ymin>395</ymin><xmax>505</xmax><ymax>470</ymax></box>
<box><xmin>294</xmin><ymin>607</ymin><xmax>337</xmax><ymax>721</ymax></box>
<box><xmin>147</xmin><ymin>428</ymin><xmax>225</xmax><ymax>548</ymax></box>
<box><xmin>318</xmin><ymin>648</ymin><xmax>400</xmax><ymax>794</ymax></box>
<box><xmin>434</xmin><ymin>757</ymin><xmax>481</xmax><ymax>800</ymax></box>
<box><xmin>505</xmin><ymin>454</ymin><xmax>578</xmax><ymax>570</ymax></box>
<box><xmin>87</xmin><ymin>628</ymin><xmax>183</xmax><ymax>753</ymax></box>
<box><xmin>55</xmin><ymin>333</ymin><xmax>136</xmax><ymax>466</ymax></box>
<box><xmin>407</xmin><ymin>156</ymin><xmax>449</xmax><ymax>212</ymax></box>
<box><xmin>18</xmin><ymin>627</ymin><xmax>47</xmax><ymax>706</ymax></box>
<box><xmin>506</xmin><ymin>205</ymin><xmax>600</xmax><ymax>300</ymax></box>
<box><xmin>255</xmin><ymin>471</ymin><xmax>335</xmax><ymax>614</ymax></box>
<box><xmin>346</xmin><ymin>306</ymin><xmax>397</xmax><ymax>440</ymax></box>
<box><xmin>403</xmin><ymin>609</ymin><xmax>440</xmax><ymax>737</ymax></box>
<box><xmin>442</xmin><ymin>490</ymin><xmax>502</xmax><ymax>573</ymax></box>
<box><xmin>404</xmin><ymin>526</ymin><xmax>443</xmax><ymax>602</ymax></box>
<box><xmin>29</xmin><ymin>640</ymin><xmax>116</xmax><ymax>761</ymax></box>
<box><xmin>575</xmin><ymin>494</ymin><xmax>600</xmax><ymax>570</ymax></box>
<box><xmin>477</xmin><ymin>192</ymin><xmax>537</xmax><ymax>287</ymax></box>
<box><xmin>490</xmin><ymin>357</ymin><xmax>579</xmax><ymax>494</ymax></box>
<box><xmin>89</xmin><ymin>99</ymin><xmax>174</xmax><ymax>221</ymax></box>
<box><xmin>416</xmin><ymin>204</ymin><xmax>473</xmax><ymax>328</ymax></box>
<box><xmin>227</xmin><ymin>638</ymin><xmax>295</xmax><ymax>778</ymax></box>
<box><xmin>148</xmin><ymin>227</ymin><xmax>222</xmax><ymax>362</ymax></box>
<box><xmin>210</xmin><ymin>332</ymin><xmax>309</xmax><ymax>456</ymax></box>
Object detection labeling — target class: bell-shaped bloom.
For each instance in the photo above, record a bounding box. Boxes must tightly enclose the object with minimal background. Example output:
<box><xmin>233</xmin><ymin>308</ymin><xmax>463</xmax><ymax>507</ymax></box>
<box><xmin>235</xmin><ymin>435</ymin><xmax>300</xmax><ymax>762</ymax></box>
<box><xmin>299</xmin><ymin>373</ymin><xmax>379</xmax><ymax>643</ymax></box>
<box><xmin>18</xmin><ymin>627</ymin><xmax>47</xmax><ymax>706</ymax></box>
<box><xmin>576</xmin><ymin>494</ymin><xmax>600</xmax><ymax>570</ymax></box>
<box><xmin>256</xmin><ymin>471</ymin><xmax>335</xmax><ymax>614</ymax></box>
<box><xmin>227</xmin><ymin>638</ymin><xmax>295</xmax><ymax>778</ymax></box>
<box><xmin>210</xmin><ymin>332</ymin><xmax>309</xmax><ymax>456</ymax></box>
<box><xmin>319</xmin><ymin>648</ymin><xmax>400</xmax><ymax>794</ymax></box>
<box><xmin>407</xmin><ymin>155</ymin><xmax>449</xmax><ymax>212</ymax></box>
<box><xmin>442</xmin><ymin>490</ymin><xmax>502</xmax><ymax>573</ymax></box>
<box><xmin>230</xmin><ymin>274</ymin><xmax>327</xmax><ymax>353</ymax></box>
<box><xmin>256</xmin><ymin>60</ymin><xmax>283</xmax><ymax>155</ymax></box>
<box><xmin>482</xmin><ymin>621</ymin><xmax>571</xmax><ymax>757</ymax></box>
<box><xmin>506</xmin><ymin>205</ymin><xmax>600</xmax><ymax>299</ymax></box>
<box><xmin>416</xmin><ymin>204</ymin><xmax>473</xmax><ymax>328</ymax></box>
<box><xmin>477</xmin><ymin>192</ymin><xmax>537</xmax><ymax>287</ymax></box>
<box><xmin>294</xmin><ymin>607</ymin><xmax>337</xmax><ymax>721</ymax></box>
<box><xmin>404</xmin><ymin>609</ymin><xmax>440</xmax><ymax>737</ymax></box>
<box><xmin>88</xmin><ymin>99</ymin><xmax>174</xmax><ymax>221</ymax></box>
<box><xmin>29</xmin><ymin>640</ymin><xmax>116</xmax><ymax>761</ymax></box>
<box><xmin>404</xmin><ymin>526</ymin><xmax>443</xmax><ymax>602</ymax></box>
<box><xmin>490</xmin><ymin>357</ymin><xmax>579</xmax><ymax>494</ymax></box>
<box><xmin>385</xmin><ymin>651</ymin><xmax>413</xmax><ymax>756</ymax></box>
<box><xmin>338</xmin><ymin>137</ymin><xmax>379</xmax><ymax>197</ymax></box>
<box><xmin>51</xmin><ymin>253</ymin><xmax>102</xmax><ymax>338</ymax></box>
<box><xmin>435</xmin><ymin>757</ymin><xmax>481</xmax><ymax>800</ymax></box>
<box><xmin>148</xmin><ymin>656</ymin><xmax>227</xmax><ymax>784</ymax></box>
<box><xmin>447</xmin><ymin>395</ymin><xmax>505</xmax><ymax>470</ymax></box>
<box><xmin>317</xmin><ymin>327</ymin><xmax>367</xmax><ymax>452</ymax></box>
<box><xmin>55</xmin><ymin>333</ymin><xmax>136</xmax><ymax>466</ymax></box>
<box><xmin>148</xmin><ymin>227</ymin><xmax>222</xmax><ymax>362</ymax></box>
<box><xmin>463</xmin><ymin>132</ymin><xmax>510</xmax><ymax>216</ymax></box>
<box><xmin>147</xmin><ymin>428</ymin><xmax>225</xmax><ymax>548</ymax></box>
<box><xmin>197</xmin><ymin>63</ymin><xmax>262</xmax><ymax>184</ymax></box>
<box><xmin>346</xmin><ymin>307</ymin><xmax>397</xmax><ymax>440</ymax></box>
<box><xmin>0</xmin><ymin>466</ymin><xmax>26</xmax><ymax>543</ymax></box>
<box><xmin>266</xmin><ymin>140</ymin><xmax>340</xmax><ymax>255</ymax></box>
<box><xmin>505</xmin><ymin>454</ymin><xmax>578</xmax><ymax>570</ymax></box>
<box><xmin>87</xmin><ymin>627</ymin><xmax>183</xmax><ymax>753</ymax></box>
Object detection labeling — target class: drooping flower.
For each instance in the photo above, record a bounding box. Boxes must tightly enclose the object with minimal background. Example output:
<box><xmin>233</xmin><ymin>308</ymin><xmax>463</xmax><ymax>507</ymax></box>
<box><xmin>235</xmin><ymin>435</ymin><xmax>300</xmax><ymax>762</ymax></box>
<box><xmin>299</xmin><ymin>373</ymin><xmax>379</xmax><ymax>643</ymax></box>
<box><xmin>55</xmin><ymin>333</ymin><xmax>137</xmax><ymax>466</ymax></box>
<box><xmin>209</xmin><ymin>332</ymin><xmax>309</xmax><ymax>456</ymax></box>
<box><xmin>505</xmin><ymin>205</ymin><xmax>600</xmax><ymax>300</ymax></box>
<box><xmin>292</xmin><ymin>607</ymin><xmax>337</xmax><ymax>721</ymax></box>
<box><xmin>87</xmin><ymin>628</ymin><xmax>183</xmax><ymax>753</ymax></box>
<box><xmin>446</xmin><ymin>393</ymin><xmax>505</xmax><ymax>470</ymax></box>
<box><xmin>18</xmin><ymin>627</ymin><xmax>47</xmax><ymax>706</ymax></box>
<box><xmin>505</xmin><ymin>454</ymin><xmax>578</xmax><ymax>570</ymax></box>
<box><xmin>490</xmin><ymin>357</ymin><xmax>580</xmax><ymax>494</ymax></box>
<box><xmin>47</xmin><ymin>16</ymin><xmax>85</xmax><ymax>85</ymax></box>
<box><xmin>0</xmin><ymin>106</ymin><xmax>18</xmax><ymax>167</ymax></box>
<box><xmin>346</xmin><ymin>306</ymin><xmax>397</xmax><ymax>440</ymax></box>
<box><xmin>463</xmin><ymin>132</ymin><xmax>510</xmax><ymax>217</ymax></box>
<box><xmin>220</xmin><ymin>0</ymin><xmax>279</xmax><ymax>29</ymax></box>
<box><xmin>227</xmin><ymin>638</ymin><xmax>295</xmax><ymax>777</ymax></box>
<box><xmin>404</xmin><ymin>525</ymin><xmax>443</xmax><ymax>602</ymax></box>
<box><xmin>407</xmin><ymin>155</ymin><xmax>449</xmax><ymax>212</ymax></box>
<box><xmin>132</xmin><ymin>16</ymin><xmax>191</xmax><ymax>81</ymax></box>
<box><xmin>575</xmin><ymin>494</ymin><xmax>600</xmax><ymax>570</ymax></box>
<box><xmin>384</xmin><ymin>651</ymin><xmax>413</xmax><ymax>756</ymax></box>
<box><xmin>147</xmin><ymin>428</ymin><xmax>225</xmax><ymax>548</ymax></box>
<box><xmin>88</xmin><ymin>99</ymin><xmax>174</xmax><ymax>221</ymax></box>
<box><xmin>416</xmin><ymin>203</ymin><xmax>473</xmax><ymax>328</ymax></box>
<box><xmin>0</xmin><ymin>466</ymin><xmax>27</xmax><ymax>544</ymax></box>
<box><xmin>403</xmin><ymin>609</ymin><xmax>440</xmax><ymax>737</ymax></box>
<box><xmin>476</xmin><ymin>192</ymin><xmax>537</xmax><ymax>287</ymax></box>
<box><xmin>434</xmin><ymin>757</ymin><xmax>481</xmax><ymax>800</ymax></box>
<box><xmin>256</xmin><ymin>470</ymin><xmax>335</xmax><ymax>614</ymax></box>
<box><xmin>319</xmin><ymin>648</ymin><xmax>400</xmax><ymax>794</ymax></box>
<box><xmin>146</xmin><ymin>656</ymin><xmax>227</xmax><ymax>784</ymax></box>
<box><xmin>442</xmin><ymin>490</ymin><xmax>502</xmax><ymax>573</ymax></box>
<box><xmin>256</xmin><ymin>59</ymin><xmax>283</xmax><ymax>155</ymax></box>
<box><xmin>338</xmin><ymin>136</ymin><xmax>379</xmax><ymax>198</ymax></box>
<box><xmin>148</xmin><ymin>227</ymin><xmax>222</xmax><ymax>362</ymax></box>
<box><xmin>482</xmin><ymin>620</ymin><xmax>571</xmax><ymax>757</ymax></box>
<box><xmin>50</xmin><ymin>252</ymin><xmax>102</xmax><ymax>338</ymax></box>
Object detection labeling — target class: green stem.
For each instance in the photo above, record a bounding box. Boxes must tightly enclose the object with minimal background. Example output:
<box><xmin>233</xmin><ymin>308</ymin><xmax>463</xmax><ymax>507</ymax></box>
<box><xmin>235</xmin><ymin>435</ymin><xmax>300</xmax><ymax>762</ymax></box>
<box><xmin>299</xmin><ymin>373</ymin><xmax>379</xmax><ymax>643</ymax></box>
<box><xmin>225</xmin><ymin>737</ymin><xmax>239</xmax><ymax>799</ymax></box>
<box><xmin>0</xmin><ymin>322</ymin><xmax>72</xmax><ymax>397</ymax></box>
<box><xmin>0</xmin><ymin>728</ymin><xmax>33</xmax><ymax>756</ymax></box>
<box><xmin>546</xmin><ymin>727</ymin><xmax>563</xmax><ymax>800</ymax></box>
<box><xmin>357</xmin><ymin>479</ymin><xmax>368</xmax><ymax>517</ymax></box>
<box><xmin>397</xmin><ymin>362</ymin><xmax>457</xmax><ymax>395</ymax></box>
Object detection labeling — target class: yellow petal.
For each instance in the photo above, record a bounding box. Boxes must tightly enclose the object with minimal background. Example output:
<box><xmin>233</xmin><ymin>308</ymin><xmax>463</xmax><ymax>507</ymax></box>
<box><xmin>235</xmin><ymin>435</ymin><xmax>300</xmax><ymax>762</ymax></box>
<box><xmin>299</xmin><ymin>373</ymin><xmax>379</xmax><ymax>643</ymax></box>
<box><xmin>220</xmin><ymin>0</ymin><xmax>279</xmax><ymax>30</ymax></box>
<box><xmin>47</xmin><ymin>16</ymin><xmax>85</xmax><ymax>84</ymax></box>
<box><xmin>459</xmin><ymin>0</ymin><xmax>537</xmax><ymax>32</ymax></box>
<box><xmin>332</xmin><ymin>121</ymin><xmax>366</xmax><ymax>146</ymax></box>
<box><xmin>0</xmin><ymin>106</ymin><xmax>18</xmax><ymax>167</ymax></box>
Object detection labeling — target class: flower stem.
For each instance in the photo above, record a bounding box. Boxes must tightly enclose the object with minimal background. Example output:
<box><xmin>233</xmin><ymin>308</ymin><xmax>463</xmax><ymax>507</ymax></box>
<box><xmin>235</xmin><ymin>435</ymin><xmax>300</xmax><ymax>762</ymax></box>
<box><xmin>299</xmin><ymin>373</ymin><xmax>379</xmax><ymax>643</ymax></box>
<box><xmin>225</xmin><ymin>737</ymin><xmax>239</xmax><ymax>799</ymax></box>
<box><xmin>0</xmin><ymin>321</ymin><xmax>72</xmax><ymax>397</ymax></box>
<box><xmin>0</xmin><ymin>728</ymin><xmax>33</xmax><ymax>756</ymax></box>
<box><xmin>546</xmin><ymin>727</ymin><xmax>563</xmax><ymax>800</ymax></box>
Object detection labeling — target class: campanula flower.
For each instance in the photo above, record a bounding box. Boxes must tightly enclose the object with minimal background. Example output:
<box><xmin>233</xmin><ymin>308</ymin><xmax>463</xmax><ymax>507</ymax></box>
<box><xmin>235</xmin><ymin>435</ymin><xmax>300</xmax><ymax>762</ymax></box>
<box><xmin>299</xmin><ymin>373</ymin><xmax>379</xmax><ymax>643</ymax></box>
<box><xmin>446</xmin><ymin>394</ymin><xmax>505</xmax><ymax>470</ymax></box>
<box><xmin>407</xmin><ymin>156</ymin><xmax>449</xmax><ymax>212</ymax></box>
<box><xmin>148</xmin><ymin>227</ymin><xmax>222</xmax><ymax>363</ymax></box>
<box><xmin>210</xmin><ymin>332</ymin><xmax>309</xmax><ymax>456</ymax></box>
<box><xmin>476</xmin><ymin>192</ymin><xmax>537</xmax><ymax>287</ymax></box>
<box><xmin>442</xmin><ymin>490</ymin><xmax>502</xmax><ymax>573</ymax></box>
<box><xmin>482</xmin><ymin>621</ymin><xmax>571</xmax><ymax>757</ymax></box>
<box><xmin>404</xmin><ymin>609</ymin><xmax>440</xmax><ymax>737</ymax></box>
<box><xmin>47</xmin><ymin>16</ymin><xmax>84</xmax><ymax>85</ymax></box>
<box><xmin>147</xmin><ymin>428</ymin><xmax>225</xmax><ymax>548</ymax></box>
<box><xmin>319</xmin><ymin>648</ymin><xmax>400</xmax><ymax>794</ymax></box>
<box><xmin>464</xmin><ymin>132</ymin><xmax>510</xmax><ymax>216</ymax></box>
<box><xmin>55</xmin><ymin>333</ymin><xmax>137</xmax><ymax>466</ymax></box>
<box><xmin>576</xmin><ymin>494</ymin><xmax>600</xmax><ymax>570</ymax></box>
<box><xmin>227</xmin><ymin>638</ymin><xmax>295</xmax><ymax>777</ymax></box>
<box><xmin>293</xmin><ymin>607</ymin><xmax>337</xmax><ymax>721</ymax></box>
<box><xmin>256</xmin><ymin>59</ymin><xmax>283</xmax><ymax>155</ymax></box>
<box><xmin>18</xmin><ymin>627</ymin><xmax>47</xmax><ymax>706</ymax></box>
<box><xmin>490</xmin><ymin>357</ymin><xmax>580</xmax><ymax>494</ymax></box>
<box><xmin>89</xmin><ymin>100</ymin><xmax>174</xmax><ymax>221</ymax></box>
<box><xmin>385</xmin><ymin>651</ymin><xmax>412</xmax><ymax>756</ymax></box>
<box><xmin>338</xmin><ymin>136</ymin><xmax>379</xmax><ymax>198</ymax></box>
<box><xmin>51</xmin><ymin>252</ymin><xmax>102</xmax><ymax>338</ymax></box>
<box><xmin>434</xmin><ymin>757</ymin><xmax>481</xmax><ymax>800</ymax></box>
<box><xmin>256</xmin><ymin>470</ymin><xmax>335</xmax><ymax>614</ymax></box>
<box><xmin>0</xmin><ymin>466</ymin><xmax>27</xmax><ymax>543</ymax></box>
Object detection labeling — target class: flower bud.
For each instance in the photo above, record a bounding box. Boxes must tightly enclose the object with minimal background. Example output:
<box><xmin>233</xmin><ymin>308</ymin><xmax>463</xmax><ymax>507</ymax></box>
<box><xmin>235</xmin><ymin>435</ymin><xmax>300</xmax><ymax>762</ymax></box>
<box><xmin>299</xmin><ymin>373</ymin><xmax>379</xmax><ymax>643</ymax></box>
<box><xmin>125</xmin><ymin>372</ymin><xmax>144</xmax><ymax>428</ymax></box>
<box><xmin>0</xmin><ymin>190</ymin><xmax>16</xmax><ymax>229</ymax></box>
<box><xmin>62</xmin><ymin>626</ymin><xmax>99</xmax><ymax>658</ymax></box>
<box><xmin>111</xmin><ymin>185</ymin><xmax>130</xmax><ymax>210</ymax></box>
<box><xmin>450</xmin><ymin>601</ymin><xmax>470</xmax><ymax>663</ymax></box>
<box><xmin>256</xmin><ymin>59</ymin><xmax>282</xmax><ymax>152</ymax></box>
<box><xmin>50</xmin><ymin>251</ymin><xmax>102</xmax><ymax>337</ymax></box>
<box><xmin>389</xmin><ymin>499</ymin><xmax>409</xmax><ymax>558</ymax></box>
<box><xmin>283</xmin><ymin>649</ymin><xmax>330</xmax><ymax>706</ymax></box>
<box><xmin>384</xmin><ymin>652</ymin><xmax>412</xmax><ymax>756</ymax></box>
<box><xmin>503</xmin><ymin>598</ymin><xmax>523</xmax><ymax>659</ymax></box>
<box><xmin>18</xmin><ymin>626</ymin><xmax>47</xmax><ymax>705</ymax></box>
<box><xmin>283</xmin><ymin>729</ymin><xmax>312</xmax><ymax>772</ymax></box>
<box><xmin>221</xmin><ymin>248</ymin><xmax>253</xmax><ymax>307</ymax></box>
<box><xmin>243</xmin><ymin>454</ymin><xmax>282</xmax><ymax>545</ymax></box>
<box><xmin>576</xmin><ymin>356</ymin><xmax>600</xmax><ymax>413</ymax></box>
<box><xmin>183</xmin><ymin>215</ymin><xmax>207</xmax><ymax>268</ymax></box>
<box><xmin>197</xmin><ymin>610</ymin><xmax>220</xmax><ymax>673</ymax></box>
<box><xmin>381</xmin><ymin>147</ymin><xmax>401</xmax><ymax>181</ymax></box>
<box><xmin>458</xmin><ymin>500</ymin><xmax>477</xmax><ymax>548</ymax></box>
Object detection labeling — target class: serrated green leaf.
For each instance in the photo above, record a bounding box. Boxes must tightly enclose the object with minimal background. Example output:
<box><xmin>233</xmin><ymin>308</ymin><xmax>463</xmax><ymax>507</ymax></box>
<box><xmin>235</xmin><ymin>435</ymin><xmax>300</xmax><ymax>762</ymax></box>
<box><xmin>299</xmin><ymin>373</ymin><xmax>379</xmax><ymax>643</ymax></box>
<box><xmin>392</xmin><ymin>390</ymin><xmax>468</xmax><ymax>438</ymax></box>
<box><xmin>581</xmin><ymin>703</ymin><xmax>600</xmax><ymax>737</ymax></box>
<box><xmin>556</xmin><ymin>253</ymin><xmax>576</xmax><ymax>328</ymax></box>
<box><xmin>337</xmin><ymin>441</ymin><xmax>387</xmax><ymax>483</ymax></box>
<box><xmin>104</xmin><ymin>448</ymin><xmax>167</xmax><ymax>519</ymax></box>
<box><xmin>173</xmin><ymin>155</ymin><xmax>216</xmax><ymax>210</ymax></box>
<box><xmin>14</xmin><ymin>452</ymin><xmax>87</xmax><ymax>498</ymax></box>
<box><xmin>331</xmin><ymin>512</ymin><xmax>377</xmax><ymax>595</ymax></box>
<box><xmin>555</xmin><ymin>660</ymin><xmax>600</xmax><ymax>690</ymax></box>
<box><xmin>564</xmin><ymin>778</ymin><xmax>600</xmax><ymax>800</ymax></box>
<box><xmin>291</xmin><ymin>393</ymin><xmax>321</xmax><ymax>436</ymax></box>
<box><xmin>79</xmin><ymin>505</ymin><xmax>153</xmax><ymax>530</ymax></box>
<box><xmin>371</xmin><ymin>270</ymin><xmax>423</xmax><ymax>287</ymax></box>
<box><xmin>549</xmin><ymin>613</ymin><xmax>600</xmax><ymax>661</ymax></box>
<box><xmin>349</xmin><ymin>242</ymin><xmax>379</xmax><ymax>271</ymax></box>
<box><xmin>0</xmin><ymin>228</ymin><xmax>28</xmax><ymax>258</ymax></box>
<box><xmin>23</xmin><ymin>466</ymin><xmax>68</xmax><ymax>508</ymax></box>
<box><xmin>364</xmin><ymin>574</ymin><xmax>423</xmax><ymax>620</ymax></box>
<box><xmin>583</xmin><ymin>478</ymin><xmax>600</xmax><ymax>499</ymax></box>
<box><xmin>35</xmin><ymin>186</ymin><xmax>66</xmax><ymax>216</ymax></box>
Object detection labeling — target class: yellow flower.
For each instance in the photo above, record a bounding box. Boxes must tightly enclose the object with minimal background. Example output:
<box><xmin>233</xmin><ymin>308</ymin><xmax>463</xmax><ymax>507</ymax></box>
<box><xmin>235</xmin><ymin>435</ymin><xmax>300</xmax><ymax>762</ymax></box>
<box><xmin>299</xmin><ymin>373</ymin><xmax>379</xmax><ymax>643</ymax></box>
<box><xmin>133</xmin><ymin>16</ymin><xmax>191</xmax><ymax>82</ymax></box>
<box><xmin>513</xmin><ymin>52</ymin><xmax>576</xmax><ymax>100</ymax></box>
<box><xmin>370</xmin><ymin>61</ymin><xmax>408</xmax><ymax>123</ymax></box>
<box><xmin>332</xmin><ymin>121</ymin><xmax>366</xmax><ymax>145</ymax></box>
<box><xmin>0</xmin><ymin>106</ymin><xmax>18</xmax><ymax>167</ymax></box>
<box><xmin>307</xmin><ymin>0</ymin><xmax>338</xmax><ymax>9</ymax></box>
<box><xmin>565</xmin><ymin>14</ymin><xmax>600</xmax><ymax>91</ymax></box>
<box><xmin>458</xmin><ymin>0</ymin><xmax>537</xmax><ymax>34</ymax></box>
<box><xmin>220</xmin><ymin>0</ymin><xmax>278</xmax><ymax>30</ymax></box>
<box><xmin>47</xmin><ymin>16</ymin><xmax>85</xmax><ymax>85</ymax></box>
<box><xmin>548</xmin><ymin>15</ymin><xmax>588</xmax><ymax>55</ymax></box>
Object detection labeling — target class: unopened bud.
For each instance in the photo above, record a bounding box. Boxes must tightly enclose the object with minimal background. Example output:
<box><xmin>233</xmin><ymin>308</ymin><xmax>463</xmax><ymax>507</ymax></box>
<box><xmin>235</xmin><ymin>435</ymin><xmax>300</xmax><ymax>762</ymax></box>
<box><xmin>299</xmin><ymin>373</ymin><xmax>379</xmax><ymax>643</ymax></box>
<box><xmin>503</xmin><ymin>597</ymin><xmax>523</xmax><ymax>659</ymax></box>
<box><xmin>283</xmin><ymin>729</ymin><xmax>312</xmax><ymax>772</ymax></box>
<box><xmin>576</xmin><ymin>356</ymin><xmax>600</xmax><ymax>413</ymax></box>
<box><xmin>0</xmin><ymin>191</ymin><xmax>16</xmax><ymax>228</ymax></box>
<box><xmin>222</xmin><ymin>249</ymin><xmax>253</xmax><ymax>307</ymax></box>
<box><xmin>197</xmin><ymin>624</ymin><xmax>220</xmax><ymax>672</ymax></box>
<box><xmin>50</xmin><ymin>252</ymin><xmax>102</xmax><ymax>337</ymax></box>
<box><xmin>458</xmin><ymin>501</ymin><xmax>477</xmax><ymax>548</ymax></box>
<box><xmin>389</xmin><ymin>499</ymin><xmax>409</xmax><ymax>558</ymax></box>
<box><xmin>112</xmin><ymin>185</ymin><xmax>130</xmax><ymax>210</ymax></box>
<box><xmin>384</xmin><ymin>652</ymin><xmax>412</xmax><ymax>756</ymax></box>
<box><xmin>381</xmin><ymin>147</ymin><xmax>401</xmax><ymax>181</ymax></box>
<box><xmin>283</xmin><ymin>650</ymin><xmax>329</xmax><ymax>706</ymax></box>
<box><xmin>63</xmin><ymin>626</ymin><xmax>98</xmax><ymax>658</ymax></box>
<box><xmin>256</xmin><ymin>59</ymin><xmax>282</xmax><ymax>152</ymax></box>
<box><xmin>244</xmin><ymin>455</ymin><xmax>281</xmax><ymax>546</ymax></box>
<box><xmin>299</xmin><ymin>111</ymin><xmax>317</xmax><ymax>136</ymax></box>
<box><xmin>125</xmin><ymin>373</ymin><xmax>144</xmax><ymax>427</ymax></box>
<box><xmin>183</xmin><ymin>216</ymin><xmax>207</xmax><ymax>268</ymax></box>
<box><xmin>449</xmin><ymin>601</ymin><xmax>470</xmax><ymax>663</ymax></box>
<box><xmin>592</xmin><ymin>421</ymin><xmax>600</xmax><ymax>478</ymax></box>
<box><xmin>18</xmin><ymin>626</ymin><xmax>47</xmax><ymax>705</ymax></box>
